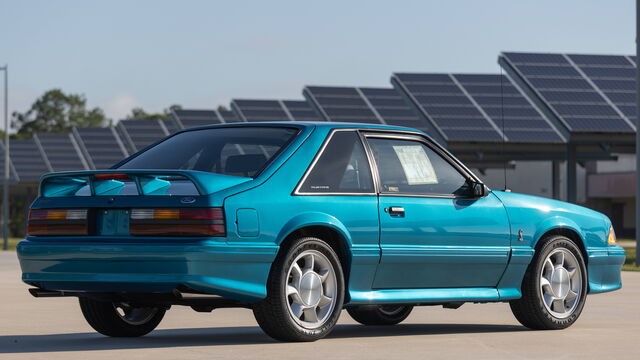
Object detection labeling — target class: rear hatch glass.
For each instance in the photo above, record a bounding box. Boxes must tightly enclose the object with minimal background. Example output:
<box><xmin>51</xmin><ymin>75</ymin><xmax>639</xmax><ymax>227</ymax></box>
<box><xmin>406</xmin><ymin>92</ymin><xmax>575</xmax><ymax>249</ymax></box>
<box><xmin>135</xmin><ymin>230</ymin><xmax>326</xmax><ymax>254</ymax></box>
<box><xmin>118</xmin><ymin>126</ymin><xmax>299</xmax><ymax>178</ymax></box>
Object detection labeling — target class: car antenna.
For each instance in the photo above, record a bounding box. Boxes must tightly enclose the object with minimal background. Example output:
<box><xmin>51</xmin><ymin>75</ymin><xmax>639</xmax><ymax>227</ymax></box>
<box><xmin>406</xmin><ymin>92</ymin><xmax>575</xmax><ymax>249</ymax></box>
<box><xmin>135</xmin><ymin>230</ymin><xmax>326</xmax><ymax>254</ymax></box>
<box><xmin>500</xmin><ymin>67</ymin><xmax>511</xmax><ymax>192</ymax></box>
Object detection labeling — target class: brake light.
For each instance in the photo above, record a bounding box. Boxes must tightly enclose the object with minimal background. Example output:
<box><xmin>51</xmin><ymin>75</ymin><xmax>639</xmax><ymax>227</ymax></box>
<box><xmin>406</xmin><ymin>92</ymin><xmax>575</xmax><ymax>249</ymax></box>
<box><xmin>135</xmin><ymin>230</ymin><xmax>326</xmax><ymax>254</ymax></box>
<box><xmin>129</xmin><ymin>208</ymin><xmax>225</xmax><ymax>237</ymax></box>
<box><xmin>27</xmin><ymin>209</ymin><xmax>89</xmax><ymax>236</ymax></box>
<box><xmin>93</xmin><ymin>173</ymin><xmax>130</xmax><ymax>181</ymax></box>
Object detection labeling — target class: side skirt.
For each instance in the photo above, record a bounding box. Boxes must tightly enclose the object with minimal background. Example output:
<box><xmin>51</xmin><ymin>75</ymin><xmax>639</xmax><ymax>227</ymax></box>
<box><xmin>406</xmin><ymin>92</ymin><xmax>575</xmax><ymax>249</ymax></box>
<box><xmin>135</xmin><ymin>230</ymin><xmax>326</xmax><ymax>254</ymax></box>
<box><xmin>348</xmin><ymin>287</ymin><xmax>512</xmax><ymax>305</ymax></box>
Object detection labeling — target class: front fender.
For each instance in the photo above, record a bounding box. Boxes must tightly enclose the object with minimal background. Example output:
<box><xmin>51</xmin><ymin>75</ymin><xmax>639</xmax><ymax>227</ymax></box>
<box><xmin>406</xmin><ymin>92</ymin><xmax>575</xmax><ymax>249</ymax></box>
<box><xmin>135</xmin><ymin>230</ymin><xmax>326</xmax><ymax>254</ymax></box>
<box><xmin>532</xmin><ymin>216</ymin><xmax>586</xmax><ymax>248</ymax></box>
<box><xmin>276</xmin><ymin>212</ymin><xmax>354</xmax><ymax>248</ymax></box>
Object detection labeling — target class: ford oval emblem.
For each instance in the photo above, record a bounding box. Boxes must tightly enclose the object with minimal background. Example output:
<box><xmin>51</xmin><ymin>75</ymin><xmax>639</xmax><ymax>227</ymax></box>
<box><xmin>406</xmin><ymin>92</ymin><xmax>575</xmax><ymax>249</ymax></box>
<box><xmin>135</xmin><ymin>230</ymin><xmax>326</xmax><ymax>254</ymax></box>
<box><xmin>180</xmin><ymin>197</ymin><xmax>196</xmax><ymax>204</ymax></box>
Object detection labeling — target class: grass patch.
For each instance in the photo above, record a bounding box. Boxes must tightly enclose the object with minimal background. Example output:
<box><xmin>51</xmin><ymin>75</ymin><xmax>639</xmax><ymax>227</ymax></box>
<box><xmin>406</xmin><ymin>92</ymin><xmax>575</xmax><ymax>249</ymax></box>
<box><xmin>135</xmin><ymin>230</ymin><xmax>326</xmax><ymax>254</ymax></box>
<box><xmin>0</xmin><ymin>238</ymin><xmax>21</xmax><ymax>251</ymax></box>
<box><xmin>622</xmin><ymin>247</ymin><xmax>640</xmax><ymax>272</ymax></box>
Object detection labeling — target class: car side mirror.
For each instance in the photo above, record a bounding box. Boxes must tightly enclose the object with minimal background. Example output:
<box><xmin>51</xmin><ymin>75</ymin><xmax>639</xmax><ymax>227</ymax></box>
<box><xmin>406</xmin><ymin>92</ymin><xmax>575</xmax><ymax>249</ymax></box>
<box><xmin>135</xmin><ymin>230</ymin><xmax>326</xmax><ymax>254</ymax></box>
<box><xmin>471</xmin><ymin>182</ymin><xmax>488</xmax><ymax>198</ymax></box>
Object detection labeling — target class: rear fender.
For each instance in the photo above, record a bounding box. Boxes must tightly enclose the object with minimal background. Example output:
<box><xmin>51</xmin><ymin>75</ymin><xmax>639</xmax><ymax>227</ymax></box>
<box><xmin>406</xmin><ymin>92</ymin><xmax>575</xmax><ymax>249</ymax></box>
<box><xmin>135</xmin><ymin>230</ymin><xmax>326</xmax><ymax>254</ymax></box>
<box><xmin>276</xmin><ymin>212</ymin><xmax>353</xmax><ymax>248</ymax></box>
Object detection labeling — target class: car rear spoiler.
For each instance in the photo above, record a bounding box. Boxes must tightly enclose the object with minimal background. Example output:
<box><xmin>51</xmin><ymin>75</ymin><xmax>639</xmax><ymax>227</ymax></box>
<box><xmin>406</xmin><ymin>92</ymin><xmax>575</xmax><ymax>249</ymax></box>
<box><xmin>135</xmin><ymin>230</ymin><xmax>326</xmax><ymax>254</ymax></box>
<box><xmin>39</xmin><ymin>170</ymin><xmax>252</xmax><ymax>197</ymax></box>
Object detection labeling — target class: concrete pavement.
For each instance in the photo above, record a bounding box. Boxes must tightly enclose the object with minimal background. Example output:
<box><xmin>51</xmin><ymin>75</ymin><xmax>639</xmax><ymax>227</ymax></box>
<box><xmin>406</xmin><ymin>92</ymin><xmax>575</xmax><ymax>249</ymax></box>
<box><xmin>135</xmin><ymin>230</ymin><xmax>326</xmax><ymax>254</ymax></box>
<box><xmin>1</xmin><ymin>251</ymin><xmax>638</xmax><ymax>359</ymax></box>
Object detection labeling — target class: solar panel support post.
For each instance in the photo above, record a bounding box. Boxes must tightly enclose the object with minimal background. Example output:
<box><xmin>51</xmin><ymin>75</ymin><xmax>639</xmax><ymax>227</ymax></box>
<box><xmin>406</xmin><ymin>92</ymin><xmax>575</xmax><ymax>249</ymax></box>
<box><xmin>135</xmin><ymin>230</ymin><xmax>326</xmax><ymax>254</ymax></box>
<box><xmin>566</xmin><ymin>145</ymin><xmax>577</xmax><ymax>204</ymax></box>
<box><xmin>1</xmin><ymin>65</ymin><xmax>8</xmax><ymax>251</ymax></box>
<box><xmin>636</xmin><ymin>0</ymin><xmax>640</xmax><ymax>266</ymax></box>
<box><xmin>552</xmin><ymin>160</ymin><xmax>561</xmax><ymax>200</ymax></box>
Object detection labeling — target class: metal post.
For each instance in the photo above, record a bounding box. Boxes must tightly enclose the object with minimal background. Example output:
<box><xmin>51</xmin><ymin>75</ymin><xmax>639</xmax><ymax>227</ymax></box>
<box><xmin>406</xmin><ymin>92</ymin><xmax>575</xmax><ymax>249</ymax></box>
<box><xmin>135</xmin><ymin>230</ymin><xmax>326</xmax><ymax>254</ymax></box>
<box><xmin>567</xmin><ymin>145</ymin><xmax>577</xmax><ymax>204</ymax></box>
<box><xmin>1</xmin><ymin>65</ymin><xmax>7</xmax><ymax>250</ymax></box>
<box><xmin>636</xmin><ymin>0</ymin><xmax>640</xmax><ymax>266</ymax></box>
<box><xmin>552</xmin><ymin>160</ymin><xmax>561</xmax><ymax>200</ymax></box>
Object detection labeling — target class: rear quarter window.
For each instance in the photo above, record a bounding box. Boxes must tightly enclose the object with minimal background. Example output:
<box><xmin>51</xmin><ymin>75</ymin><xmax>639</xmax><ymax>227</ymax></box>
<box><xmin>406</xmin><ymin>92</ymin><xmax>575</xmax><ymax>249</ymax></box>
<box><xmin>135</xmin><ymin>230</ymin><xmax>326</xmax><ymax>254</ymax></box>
<box><xmin>298</xmin><ymin>131</ymin><xmax>374</xmax><ymax>194</ymax></box>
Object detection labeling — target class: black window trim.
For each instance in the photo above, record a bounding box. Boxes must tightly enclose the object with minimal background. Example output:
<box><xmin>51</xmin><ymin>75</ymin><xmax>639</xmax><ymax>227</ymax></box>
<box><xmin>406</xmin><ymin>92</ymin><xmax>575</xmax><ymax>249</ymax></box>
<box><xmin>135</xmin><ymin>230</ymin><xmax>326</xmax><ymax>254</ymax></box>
<box><xmin>361</xmin><ymin>131</ymin><xmax>484</xmax><ymax>199</ymax></box>
<box><xmin>293</xmin><ymin>128</ymin><xmax>378</xmax><ymax>196</ymax></box>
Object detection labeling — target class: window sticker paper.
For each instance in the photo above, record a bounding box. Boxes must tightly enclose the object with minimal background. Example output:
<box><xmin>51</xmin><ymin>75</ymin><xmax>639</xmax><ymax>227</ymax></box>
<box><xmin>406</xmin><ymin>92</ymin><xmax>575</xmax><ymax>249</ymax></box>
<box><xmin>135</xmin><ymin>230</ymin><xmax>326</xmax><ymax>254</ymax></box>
<box><xmin>392</xmin><ymin>145</ymin><xmax>438</xmax><ymax>185</ymax></box>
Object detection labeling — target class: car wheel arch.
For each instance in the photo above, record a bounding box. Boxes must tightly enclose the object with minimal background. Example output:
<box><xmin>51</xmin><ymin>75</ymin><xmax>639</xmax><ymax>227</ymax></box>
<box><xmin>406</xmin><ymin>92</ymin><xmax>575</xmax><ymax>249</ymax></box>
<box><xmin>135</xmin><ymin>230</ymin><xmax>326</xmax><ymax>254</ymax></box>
<box><xmin>275</xmin><ymin>221</ymin><xmax>353</xmax><ymax>301</ymax></box>
<box><xmin>534</xmin><ymin>227</ymin><xmax>588</xmax><ymax>265</ymax></box>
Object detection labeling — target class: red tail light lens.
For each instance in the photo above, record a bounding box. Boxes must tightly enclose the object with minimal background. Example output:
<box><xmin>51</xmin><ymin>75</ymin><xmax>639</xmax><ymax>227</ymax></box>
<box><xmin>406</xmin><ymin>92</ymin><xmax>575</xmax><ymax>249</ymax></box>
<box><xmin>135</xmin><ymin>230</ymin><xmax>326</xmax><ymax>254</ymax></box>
<box><xmin>27</xmin><ymin>209</ymin><xmax>89</xmax><ymax>236</ymax></box>
<box><xmin>129</xmin><ymin>208</ymin><xmax>225</xmax><ymax>237</ymax></box>
<box><xmin>93</xmin><ymin>173</ymin><xmax>130</xmax><ymax>181</ymax></box>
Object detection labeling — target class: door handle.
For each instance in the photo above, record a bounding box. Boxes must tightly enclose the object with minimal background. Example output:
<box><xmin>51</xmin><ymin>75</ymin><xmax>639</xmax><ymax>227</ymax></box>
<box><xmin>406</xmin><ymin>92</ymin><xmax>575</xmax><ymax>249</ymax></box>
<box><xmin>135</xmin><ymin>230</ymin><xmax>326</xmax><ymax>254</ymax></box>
<box><xmin>386</xmin><ymin>206</ymin><xmax>405</xmax><ymax>216</ymax></box>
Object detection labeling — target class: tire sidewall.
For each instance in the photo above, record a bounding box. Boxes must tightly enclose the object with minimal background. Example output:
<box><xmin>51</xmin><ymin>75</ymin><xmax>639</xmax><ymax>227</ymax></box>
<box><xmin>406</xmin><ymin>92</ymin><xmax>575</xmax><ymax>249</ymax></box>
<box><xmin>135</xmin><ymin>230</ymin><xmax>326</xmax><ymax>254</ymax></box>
<box><xmin>532</xmin><ymin>236</ymin><xmax>588</xmax><ymax>328</ymax></box>
<box><xmin>347</xmin><ymin>305</ymin><xmax>413</xmax><ymax>326</ymax></box>
<box><xmin>376</xmin><ymin>305</ymin><xmax>413</xmax><ymax>323</ymax></box>
<box><xmin>79</xmin><ymin>297</ymin><xmax>165</xmax><ymax>337</ymax></box>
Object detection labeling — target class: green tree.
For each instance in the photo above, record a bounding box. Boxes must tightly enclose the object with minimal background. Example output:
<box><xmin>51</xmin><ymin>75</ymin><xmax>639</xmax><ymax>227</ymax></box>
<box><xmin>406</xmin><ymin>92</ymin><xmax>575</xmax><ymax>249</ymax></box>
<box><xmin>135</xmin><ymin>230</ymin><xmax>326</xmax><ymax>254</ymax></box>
<box><xmin>125</xmin><ymin>104</ymin><xmax>182</xmax><ymax>120</ymax></box>
<box><xmin>12</xmin><ymin>89</ymin><xmax>109</xmax><ymax>137</ymax></box>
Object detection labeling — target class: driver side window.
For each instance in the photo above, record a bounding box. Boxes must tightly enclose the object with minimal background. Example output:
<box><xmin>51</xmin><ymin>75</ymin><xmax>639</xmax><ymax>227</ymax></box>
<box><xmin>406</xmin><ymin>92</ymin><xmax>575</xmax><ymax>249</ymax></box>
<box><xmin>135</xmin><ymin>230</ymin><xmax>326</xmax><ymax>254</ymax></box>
<box><xmin>367</xmin><ymin>137</ymin><xmax>469</xmax><ymax>196</ymax></box>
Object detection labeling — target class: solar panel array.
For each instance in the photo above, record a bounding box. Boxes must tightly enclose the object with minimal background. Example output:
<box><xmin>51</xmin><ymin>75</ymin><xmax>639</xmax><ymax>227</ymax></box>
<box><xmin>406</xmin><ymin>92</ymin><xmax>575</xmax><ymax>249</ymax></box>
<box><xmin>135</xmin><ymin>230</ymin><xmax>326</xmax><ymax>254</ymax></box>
<box><xmin>392</xmin><ymin>73</ymin><xmax>505</xmax><ymax>142</ymax></box>
<box><xmin>162</xmin><ymin>118</ymin><xmax>181</xmax><ymax>135</ymax></box>
<box><xmin>117</xmin><ymin>119</ymin><xmax>171</xmax><ymax>151</ymax></box>
<box><xmin>359</xmin><ymin>87</ymin><xmax>427</xmax><ymax>132</ymax></box>
<box><xmin>73</xmin><ymin>127</ymin><xmax>128</xmax><ymax>170</ymax></box>
<box><xmin>34</xmin><ymin>133</ymin><xmax>88</xmax><ymax>171</ymax></box>
<box><xmin>172</xmin><ymin>109</ymin><xmax>222</xmax><ymax>129</ymax></box>
<box><xmin>282</xmin><ymin>100</ymin><xmax>320</xmax><ymax>121</ymax></box>
<box><xmin>232</xmin><ymin>100</ymin><xmax>294</xmax><ymax>122</ymax></box>
<box><xmin>219</xmin><ymin>109</ymin><xmax>239</xmax><ymax>123</ymax></box>
<box><xmin>10</xmin><ymin>139</ymin><xmax>50</xmax><ymax>182</ymax></box>
<box><xmin>391</xmin><ymin>73</ymin><xmax>568</xmax><ymax>144</ymax></box>
<box><xmin>500</xmin><ymin>52</ymin><xmax>636</xmax><ymax>133</ymax></box>
<box><xmin>304</xmin><ymin>86</ymin><xmax>381</xmax><ymax>123</ymax></box>
<box><xmin>231</xmin><ymin>99</ymin><xmax>320</xmax><ymax>122</ymax></box>
<box><xmin>2</xmin><ymin>51</ymin><xmax>638</xmax><ymax>183</ymax></box>
<box><xmin>452</xmin><ymin>74</ymin><xmax>565</xmax><ymax>143</ymax></box>
<box><xmin>567</xmin><ymin>54</ymin><xmax>636</xmax><ymax>127</ymax></box>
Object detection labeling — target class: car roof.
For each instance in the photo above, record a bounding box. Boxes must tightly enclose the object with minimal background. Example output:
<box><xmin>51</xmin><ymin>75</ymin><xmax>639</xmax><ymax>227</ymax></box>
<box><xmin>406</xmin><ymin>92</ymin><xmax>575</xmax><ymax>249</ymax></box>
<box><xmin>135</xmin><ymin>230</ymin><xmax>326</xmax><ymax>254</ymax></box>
<box><xmin>178</xmin><ymin>121</ymin><xmax>425</xmax><ymax>135</ymax></box>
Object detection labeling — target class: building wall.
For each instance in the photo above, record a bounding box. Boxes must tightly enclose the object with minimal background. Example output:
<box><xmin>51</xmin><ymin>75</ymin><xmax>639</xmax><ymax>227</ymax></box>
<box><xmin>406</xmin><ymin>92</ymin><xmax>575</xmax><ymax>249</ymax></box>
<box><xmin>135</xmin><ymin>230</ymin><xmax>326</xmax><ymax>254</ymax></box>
<box><xmin>472</xmin><ymin>160</ymin><xmax>587</xmax><ymax>203</ymax></box>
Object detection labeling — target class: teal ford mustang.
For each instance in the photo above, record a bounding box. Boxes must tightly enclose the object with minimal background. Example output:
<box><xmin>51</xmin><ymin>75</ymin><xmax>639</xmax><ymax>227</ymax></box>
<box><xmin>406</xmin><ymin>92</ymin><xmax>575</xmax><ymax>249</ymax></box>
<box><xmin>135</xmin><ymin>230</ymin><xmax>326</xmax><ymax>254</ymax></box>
<box><xmin>17</xmin><ymin>122</ymin><xmax>625</xmax><ymax>341</ymax></box>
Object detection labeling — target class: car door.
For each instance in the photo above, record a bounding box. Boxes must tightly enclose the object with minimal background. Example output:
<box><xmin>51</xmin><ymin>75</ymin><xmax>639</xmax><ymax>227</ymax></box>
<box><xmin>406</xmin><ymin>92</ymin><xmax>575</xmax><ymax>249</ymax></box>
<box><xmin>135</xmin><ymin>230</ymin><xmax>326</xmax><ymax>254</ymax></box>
<box><xmin>365</xmin><ymin>133</ymin><xmax>511</xmax><ymax>289</ymax></box>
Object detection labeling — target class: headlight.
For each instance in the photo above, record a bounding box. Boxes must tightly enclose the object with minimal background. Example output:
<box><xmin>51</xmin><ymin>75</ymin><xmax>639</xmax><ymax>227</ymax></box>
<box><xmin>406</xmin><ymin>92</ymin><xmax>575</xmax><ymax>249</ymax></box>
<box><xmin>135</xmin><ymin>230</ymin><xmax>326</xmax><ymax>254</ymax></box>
<box><xmin>607</xmin><ymin>226</ymin><xmax>617</xmax><ymax>245</ymax></box>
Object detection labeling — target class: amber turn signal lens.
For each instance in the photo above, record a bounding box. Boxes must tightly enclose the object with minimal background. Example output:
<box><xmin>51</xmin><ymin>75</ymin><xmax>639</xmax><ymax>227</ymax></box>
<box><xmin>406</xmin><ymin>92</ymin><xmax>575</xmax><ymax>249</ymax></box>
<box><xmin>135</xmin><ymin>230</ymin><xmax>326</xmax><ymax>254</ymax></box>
<box><xmin>129</xmin><ymin>208</ymin><xmax>225</xmax><ymax>237</ymax></box>
<box><xmin>27</xmin><ymin>209</ymin><xmax>89</xmax><ymax>236</ymax></box>
<box><xmin>607</xmin><ymin>227</ymin><xmax>617</xmax><ymax>245</ymax></box>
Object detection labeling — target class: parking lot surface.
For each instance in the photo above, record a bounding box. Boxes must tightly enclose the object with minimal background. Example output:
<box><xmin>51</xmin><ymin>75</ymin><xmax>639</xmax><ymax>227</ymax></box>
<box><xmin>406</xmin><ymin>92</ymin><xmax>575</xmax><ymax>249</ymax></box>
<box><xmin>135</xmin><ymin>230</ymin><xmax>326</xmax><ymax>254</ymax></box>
<box><xmin>1</xmin><ymin>251</ymin><xmax>638</xmax><ymax>359</ymax></box>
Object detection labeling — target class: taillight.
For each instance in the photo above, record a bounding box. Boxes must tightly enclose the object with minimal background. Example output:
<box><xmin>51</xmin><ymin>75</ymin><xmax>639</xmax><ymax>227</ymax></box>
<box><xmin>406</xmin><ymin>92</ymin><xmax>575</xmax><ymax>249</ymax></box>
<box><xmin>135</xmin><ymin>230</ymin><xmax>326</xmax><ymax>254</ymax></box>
<box><xmin>129</xmin><ymin>208</ymin><xmax>225</xmax><ymax>237</ymax></box>
<box><xmin>27</xmin><ymin>209</ymin><xmax>89</xmax><ymax>236</ymax></box>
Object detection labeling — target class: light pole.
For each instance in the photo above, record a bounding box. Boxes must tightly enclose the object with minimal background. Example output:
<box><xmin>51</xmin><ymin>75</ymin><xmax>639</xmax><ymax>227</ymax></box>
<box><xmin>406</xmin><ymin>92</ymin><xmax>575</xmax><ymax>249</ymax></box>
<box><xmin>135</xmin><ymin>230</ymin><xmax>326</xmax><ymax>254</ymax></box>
<box><xmin>636</xmin><ymin>0</ymin><xmax>640</xmax><ymax>266</ymax></box>
<box><xmin>0</xmin><ymin>65</ymin><xmax>7</xmax><ymax>251</ymax></box>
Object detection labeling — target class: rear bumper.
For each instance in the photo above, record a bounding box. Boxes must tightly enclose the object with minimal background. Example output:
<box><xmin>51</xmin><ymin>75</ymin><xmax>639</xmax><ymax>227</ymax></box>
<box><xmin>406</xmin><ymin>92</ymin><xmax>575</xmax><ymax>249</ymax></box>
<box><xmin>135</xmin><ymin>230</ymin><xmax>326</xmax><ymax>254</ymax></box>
<box><xmin>587</xmin><ymin>246</ymin><xmax>626</xmax><ymax>294</ymax></box>
<box><xmin>17</xmin><ymin>239</ymin><xmax>278</xmax><ymax>302</ymax></box>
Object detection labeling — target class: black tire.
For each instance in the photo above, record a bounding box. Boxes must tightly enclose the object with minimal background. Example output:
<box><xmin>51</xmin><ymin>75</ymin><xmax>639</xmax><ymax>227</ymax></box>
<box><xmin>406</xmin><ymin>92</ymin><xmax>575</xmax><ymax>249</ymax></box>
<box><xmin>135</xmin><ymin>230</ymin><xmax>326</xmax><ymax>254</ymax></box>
<box><xmin>253</xmin><ymin>237</ymin><xmax>345</xmax><ymax>342</ymax></box>
<box><xmin>79</xmin><ymin>297</ymin><xmax>166</xmax><ymax>337</ymax></box>
<box><xmin>509</xmin><ymin>235</ymin><xmax>588</xmax><ymax>330</ymax></box>
<box><xmin>347</xmin><ymin>305</ymin><xmax>413</xmax><ymax>325</ymax></box>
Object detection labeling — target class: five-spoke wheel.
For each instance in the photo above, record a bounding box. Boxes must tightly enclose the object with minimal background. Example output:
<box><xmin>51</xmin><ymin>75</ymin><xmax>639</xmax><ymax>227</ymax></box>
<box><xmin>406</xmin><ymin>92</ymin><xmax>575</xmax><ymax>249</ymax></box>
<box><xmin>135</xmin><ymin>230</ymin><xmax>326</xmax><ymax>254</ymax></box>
<box><xmin>539</xmin><ymin>248</ymin><xmax>582</xmax><ymax>318</ymax></box>
<box><xmin>285</xmin><ymin>250</ymin><xmax>338</xmax><ymax>329</ymax></box>
<box><xmin>510</xmin><ymin>235</ymin><xmax>587</xmax><ymax>330</ymax></box>
<box><xmin>253</xmin><ymin>237</ymin><xmax>344</xmax><ymax>341</ymax></box>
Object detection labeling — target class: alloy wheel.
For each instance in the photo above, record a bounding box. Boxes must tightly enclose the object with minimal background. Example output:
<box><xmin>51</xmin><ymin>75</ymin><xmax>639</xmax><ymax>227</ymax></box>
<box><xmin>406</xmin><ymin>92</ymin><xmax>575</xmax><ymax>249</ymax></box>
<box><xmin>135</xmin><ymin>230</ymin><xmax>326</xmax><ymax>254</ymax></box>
<box><xmin>539</xmin><ymin>248</ymin><xmax>582</xmax><ymax>318</ymax></box>
<box><xmin>285</xmin><ymin>250</ymin><xmax>337</xmax><ymax>329</ymax></box>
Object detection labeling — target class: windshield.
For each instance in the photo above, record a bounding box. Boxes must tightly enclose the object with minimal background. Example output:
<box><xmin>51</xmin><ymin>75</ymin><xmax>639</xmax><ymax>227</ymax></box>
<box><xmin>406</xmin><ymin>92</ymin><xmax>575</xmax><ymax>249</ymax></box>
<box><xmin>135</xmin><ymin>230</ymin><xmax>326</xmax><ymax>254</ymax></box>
<box><xmin>118</xmin><ymin>126</ymin><xmax>299</xmax><ymax>178</ymax></box>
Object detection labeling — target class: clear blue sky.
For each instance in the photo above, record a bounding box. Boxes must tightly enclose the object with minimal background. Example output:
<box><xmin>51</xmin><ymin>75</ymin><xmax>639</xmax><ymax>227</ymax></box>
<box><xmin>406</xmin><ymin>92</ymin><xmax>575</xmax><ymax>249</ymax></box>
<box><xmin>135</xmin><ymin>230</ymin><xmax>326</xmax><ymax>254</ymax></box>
<box><xmin>0</xmin><ymin>0</ymin><xmax>635</xmax><ymax>126</ymax></box>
